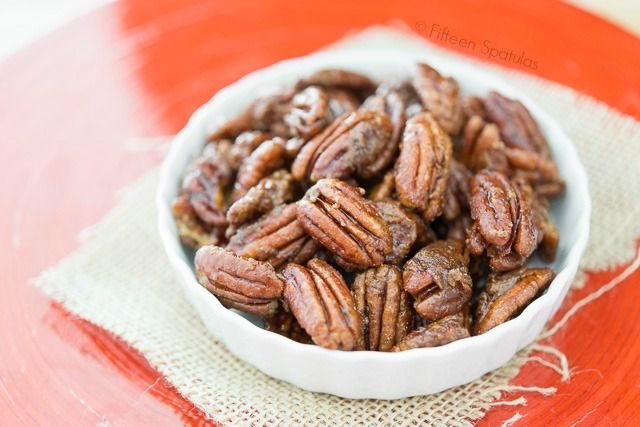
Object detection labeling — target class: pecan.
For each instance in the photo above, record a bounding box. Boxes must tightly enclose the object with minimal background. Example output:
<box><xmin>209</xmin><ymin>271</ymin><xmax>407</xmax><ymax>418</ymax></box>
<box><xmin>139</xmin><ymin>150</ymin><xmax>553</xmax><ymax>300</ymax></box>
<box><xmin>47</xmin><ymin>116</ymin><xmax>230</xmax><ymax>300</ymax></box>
<box><xmin>533</xmin><ymin>195</ymin><xmax>560</xmax><ymax>262</ymax></box>
<box><xmin>403</xmin><ymin>240</ymin><xmax>472</xmax><ymax>321</ymax></box>
<box><xmin>375</xmin><ymin>201</ymin><xmax>417</xmax><ymax>265</ymax></box>
<box><xmin>352</xmin><ymin>265</ymin><xmax>413</xmax><ymax>351</ymax></box>
<box><xmin>392</xmin><ymin>310</ymin><xmax>470</xmax><ymax>351</ymax></box>
<box><xmin>226</xmin><ymin>170</ymin><xmax>294</xmax><ymax>227</ymax></box>
<box><xmin>226</xmin><ymin>204</ymin><xmax>319</xmax><ymax>269</ymax></box>
<box><xmin>411</xmin><ymin>63</ymin><xmax>464</xmax><ymax>135</ymax></box>
<box><xmin>468</xmin><ymin>171</ymin><xmax>540</xmax><ymax>271</ymax></box>
<box><xmin>296</xmin><ymin>179</ymin><xmax>392</xmax><ymax>270</ymax></box>
<box><xmin>284</xmin><ymin>86</ymin><xmax>331</xmax><ymax>140</ymax></box>
<box><xmin>460</xmin><ymin>115</ymin><xmax>509</xmax><ymax>174</ymax></box>
<box><xmin>484</xmin><ymin>91</ymin><xmax>549</xmax><ymax>156</ymax></box>
<box><xmin>368</xmin><ymin>171</ymin><xmax>396</xmax><ymax>202</ymax></box>
<box><xmin>264</xmin><ymin>309</ymin><xmax>313</xmax><ymax>344</ymax></box>
<box><xmin>395</xmin><ymin>112</ymin><xmax>452</xmax><ymax>220</ymax></box>
<box><xmin>207</xmin><ymin>90</ymin><xmax>294</xmax><ymax>141</ymax></box>
<box><xmin>463</xmin><ymin>96</ymin><xmax>485</xmax><ymax>119</ymax></box>
<box><xmin>284</xmin><ymin>137</ymin><xmax>307</xmax><ymax>159</ymax></box>
<box><xmin>296</xmin><ymin>69</ymin><xmax>375</xmax><ymax>97</ymax></box>
<box><xmin>194</xmin><ymin>246</ymin><xmax>284</xmax><ymax>317</ymax></box>
<box><xmin>180</xmin><ymin>140</ymin><xmax>234</xmax><ymax>228</ymax></box>
<box><xmin>232</xmin><ymin>137</ymin><xmax>287</xmax><ymax>200</ymax></box>
<box><xmin>282</xmin><ymin>259</ymin><xmax>362</xmax><ymax>350</ymax></box>
<box><xmin>506</xmin><ymin>147</ymin><xmax>564</xmax><ymax>197</ymax></box>
<box><xmin>228</xmin><ymin>131</ymin><xmax>271</xmax><ymax>170</ymax></box>
<box><xmin>475</xmin><ymin>267</ymin><xmax>554</xmax><ymax>334</ymax></box>
<box><xmin>442</xmin><ymin>160</ymin><xmax>472</xmax><ymax>222</ymax></box>
<box><xmin>359</xmin><ymin>88</ymin><xmax>406</xmax><ymax>179</ymax></box>
<box><xmin>172</xmin><ymin>194</ymin><xmax>220</xmax><ymax>249</ymax></box>
<box><xmin>291</xmin><ymin>111</ymin><xmax>392</xmax><ymax>182</ymax></box>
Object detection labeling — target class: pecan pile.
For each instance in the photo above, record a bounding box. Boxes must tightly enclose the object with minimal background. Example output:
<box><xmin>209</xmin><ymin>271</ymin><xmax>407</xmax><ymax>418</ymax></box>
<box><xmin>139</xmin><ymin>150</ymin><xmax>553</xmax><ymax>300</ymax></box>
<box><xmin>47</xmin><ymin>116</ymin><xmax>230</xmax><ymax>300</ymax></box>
<box><xmin>175</xmin><ymin>65</ymin><xmax>562</xmax><ymax>352</ymax></box>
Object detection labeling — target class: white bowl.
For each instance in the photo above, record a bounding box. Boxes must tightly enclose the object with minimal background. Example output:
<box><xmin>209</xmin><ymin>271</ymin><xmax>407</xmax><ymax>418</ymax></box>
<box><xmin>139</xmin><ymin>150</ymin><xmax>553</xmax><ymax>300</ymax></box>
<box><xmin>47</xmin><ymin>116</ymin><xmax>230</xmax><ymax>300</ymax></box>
<box><xmin>157</xmin><ymin>51</ymin><xmax>590</xmax><ymax>399</ymax></box>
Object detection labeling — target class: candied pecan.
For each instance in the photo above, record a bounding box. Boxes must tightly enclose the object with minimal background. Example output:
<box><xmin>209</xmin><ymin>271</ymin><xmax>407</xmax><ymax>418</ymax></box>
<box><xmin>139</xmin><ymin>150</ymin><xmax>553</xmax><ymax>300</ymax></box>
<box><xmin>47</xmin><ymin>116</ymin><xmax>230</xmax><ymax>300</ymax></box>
<box><xmin>533</xmin><ymin>195</ymin><xmax>560</xmax><ymax>262</ymax></box>
<box><xmin>226</xmin><ymin>170</ymin><xmax>294</xmax><ymax>226</ymax></box>
<box><xmin>284</xmin><ymin>86</ymin><xmax>331</xmax><ymax>140</ymax></box>
<box><xmin>181</xmin><ymin>140</ymin><xmax>234</xmax><ymax>227</ymax></box>
<box><xmin>506</xmin><ymin>147</ymin><xmax>564</xmax><ymax>197</ymax></box>
<box><xmin>232</xmin><ymin>137</ymin><xmax>287</xmax><ymax>200</ymax></box>
<box><xmin>291</xmin><ymin>111</ymin><xmax>392</xmax><ymax>183</ymax></box>
<box><xmin>264</xmin><ymin>309</ymin><xmax>312</xmax><ymax>344</ymax></box>
<box><xmin>296</xmin><ymin>179</ymin><xmax>392</xmax><ymax>270</ymax></box>
<box><xmin>326</xmin><ymin>88</ymin><xmax>360</xmax><ymax>116</ymax></box>
<box><xmin>392</xmin><ymin>310</ymin><xmax>470</xmax><ymax>351</ymax></box>
<box><xmin>359</xmin><ymin>89</ymin><xmax>406</xmax><ymax>179</ymax></box>
<box><xmin>375</xmin><ymin>201</ymin><xmax>417</xmax><ymax>265</ymax></box>
<box><xmin>227</xmin><ymin>204</ymin><xmax>319</xmax><ymax>269</ymax></box>
<box><xmin>282</xmin><ymin>259</ymin><xmax>362</xmax><ymax>350</ymax></box>
<box><xmin>352</xmin><ymin>265</ymin><xmax>413</xmax><ymax>351</ymax></box>
<box><xmin>296</xmin><ymin>69</ymin><xmax>375</xmax><ymax>97</ymax></box>
<box><xmin>172</xmin><ymin>194</ymin><xmax>220</xmax><ymax>249</ymax></box>
<box><xmin>403</xmin><ymin>240</ymin><xmax>472</xmax><ymax>321</ymax></box>
<box><xmin>475</xmin><ymin>267</ymin><xmax>554</xmax><ymax>334</ymax></box>
<box><xmin>483</xmin><ymin>91</ymin><xmax>549</xmax><ymax>156</ymax></box>
<box><xmin>395</xmin><ymin>112</ymin><xmax>452</xmax><ymax>220</ymax></box>
<box><xmin>409</xmin><ymin>210</ymin><xmax>438</xmax><ymax>249</ymax></box>
<box><xmin>460</xmin><ymin>115</ymin><xmax>509</xmax><ymax>174</ymax></box>
<box><xmin>228</xmin><ymin>131</ymin><xmax>271</xmax><ymax>170</ymax></box>
<box><xmin>207</xmin><ymin>90</ymin><xmax>294</xmax><ymax>141</ymax></box>
<box><xmin>194</xmin><ymin>246</ymin><xmax>284</xmax><ymax>317</ymax></box>
<box><xmin>368</xmin><ymin>171</ymin><xmax>396</xmax><ymax>202</ymax></box>
<box><xmin>463</xmin><ymin>96</ymin><xmax>485</xmax><ymax>119</ymax></box>
<box><xmin>442</xmin><ymin>160</ymin><xmax>472</xmax><ymax>222</ymax></box>
<box><xmin>412</xmin><ymin>63</ymin><xmax>464</xmax><ymax>135</ymax></box>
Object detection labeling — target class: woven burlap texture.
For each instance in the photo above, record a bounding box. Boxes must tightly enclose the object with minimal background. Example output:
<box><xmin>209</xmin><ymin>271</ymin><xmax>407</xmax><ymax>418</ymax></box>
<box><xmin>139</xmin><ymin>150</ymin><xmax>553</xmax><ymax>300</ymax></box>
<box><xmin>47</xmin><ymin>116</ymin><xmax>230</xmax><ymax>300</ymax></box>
<box><xmin>35</xmin><ymin>28</ymin><xmax>640</xmax><ymax>426</ymax></box>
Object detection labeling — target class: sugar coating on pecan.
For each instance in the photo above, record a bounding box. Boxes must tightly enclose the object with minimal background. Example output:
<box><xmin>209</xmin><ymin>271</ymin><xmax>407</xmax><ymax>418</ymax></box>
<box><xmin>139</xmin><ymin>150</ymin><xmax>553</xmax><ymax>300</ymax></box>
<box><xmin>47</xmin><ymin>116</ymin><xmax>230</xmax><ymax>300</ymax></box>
<box><xmin>403</xmin><ymin>240</ymin><xmax>472</xmax><ymax>321</ymax></box>
<box><xmin>412</xmin><ymin>63</ymin><xmax>465</xmax><ymax>135</ymax></box>
<box><xmin>291</xmin><ymin>111</ymin><xmax>392</xmax><ymax>183</ymax></box>
<box><xmin>374</xmin><ymin>201</ymin><xmax>418</xmax><ymax>265</ymax></box>
<box><xmin>296</xmin><ymin>179</ymin><xmax>392</xmax><ymax>270</ymax></box>
<box><xmin>233</xmin><ymin>137</ymin><xmax>287</xmax><ymax>200</ymax></box>
<box><xmin>282</xmin><ymin>259</ymin><xmax>362</xmax><ymax>350</ymax></box>
<box><xmin>352</xmin><ymin>265</ymin><xmax>413</xmax><ymax>351</ymax></box>
<box><xmin>475</xmin><ymin>267</ymin><xmax>554</xmax><ymax>334</ymax></box>
<box><xmin>226</xmin><ymin>204</ymin><xmax>318</xmax><ymax>270</ymax></box>
<box><xmin>392</xmin><ymin>310</ymin><xmax>470</xmax><ymax>351</ymax></box>
<box><xmin>226</xmin><ymin>169</ymin><xmax>294</xmax><ymax>227</ymax></box>
<box><xmin>195</xmin><ymin>246</ymin><xmax>284</xmax><ymax>317</ymax></box>
<box><xmin>395</xmin><ymin>112</ymin><xmax>452</xmax><ymax>220</ymax></box>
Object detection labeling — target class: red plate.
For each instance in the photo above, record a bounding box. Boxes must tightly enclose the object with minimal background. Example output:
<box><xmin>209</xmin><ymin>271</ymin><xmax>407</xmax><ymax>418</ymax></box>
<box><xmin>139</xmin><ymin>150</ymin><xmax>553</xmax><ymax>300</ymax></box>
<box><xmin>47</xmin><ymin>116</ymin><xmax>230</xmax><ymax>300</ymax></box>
<box><xmin>1</xmin><ymin>0</ymin><xmax>639</xmax><ymax>425</ymax></box>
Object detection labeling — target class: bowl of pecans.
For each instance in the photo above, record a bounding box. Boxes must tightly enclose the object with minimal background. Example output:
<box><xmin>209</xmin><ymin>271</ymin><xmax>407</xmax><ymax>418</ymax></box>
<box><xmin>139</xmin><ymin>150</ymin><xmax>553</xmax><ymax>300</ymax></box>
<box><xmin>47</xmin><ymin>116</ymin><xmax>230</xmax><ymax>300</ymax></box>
<box><xmin>157</xmin><ymin>51</ymin><xmax>590</xmax><ymax>399</ymax></box>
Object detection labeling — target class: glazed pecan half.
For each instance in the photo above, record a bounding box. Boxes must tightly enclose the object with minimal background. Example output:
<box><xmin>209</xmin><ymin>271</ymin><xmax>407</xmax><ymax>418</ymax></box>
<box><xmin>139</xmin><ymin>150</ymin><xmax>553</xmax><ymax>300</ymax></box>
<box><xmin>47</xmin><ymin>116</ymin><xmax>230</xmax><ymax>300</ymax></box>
<box><xmin>352</xmin><ymin>265</ymin><xmax>413</xmax><ymax>351</ymax></box>
<box><xmin>395</xmin><ymin>112</ymin><xmax>452</xmax><ymax>220</ymax></box>
<box><xmin>468</xmin><ymin>171</ymin><xmax>539</xmax><ymax>271</ymax></box>
<box><xmin>392</xmin><ymin>310</ymin><xmax>470</xmax><ymax>351</ymax></box>
<box><xmin>226</xmin><ymin>204</ymin><xmax>318</xmax><ymax>269</ymax></box>
<box><xmin>475</xmin><ymin>267</ymin><xmax>554</xmax><ymax>334</ymax></box>
<box><xmin>484</xmin><ymin>91</ymin><xmax>549</xmax><ymax>156</ymax></box>
<box><xmin>403</xmin><ymin>240</ymin><xmax>472</xmax><ymax>321</ymax></box>
<box><xmin>282</xmin><ymin>259</ymin><xmax>362</xmax><ymax>350</ymax></box>
<box><xmin>232</xmin><ymin>137</ymin><xmax>287</xmax><ymax>200</ymax></box>
<box><xmin>195</xmin><ymin>246</ymin><xmax>284</xmax><ymax>317</ymax></box>
<box><xmin>359</xmin><ymin>87</ymin><xmax>406</xmax><ymax>179</ymax></box>
<box><xmin>460</xmin><ymin>115</ymin><xmax>509</xmax><ymax>174</ymax></box>
<box><xmin>374</xmin><ymin>200</ymin><xmax>418</xmax><ymax>265</ymax></box>
<box><xmin>412</xmin><ymin>63</ymin><xmax>465</xmax><ymax>135</ymax></box>
<box><xmin>172</xmin><ymin>194</ymin><xmax>220</xmax><ymax>249</ymax></box>
<box><xmin>226</xmin><ymin>169</ymin><xmax>294</xmax><ymax>227</ymax></box>
<box><xmin>291</xmin><ymin>111</ymin><xmax>392</xmax><ymax>182</ymax></box>
<box><xmin>296</xmin><ymin>179</ymin><xmax>392</xmax><ymax>270</ymax></box>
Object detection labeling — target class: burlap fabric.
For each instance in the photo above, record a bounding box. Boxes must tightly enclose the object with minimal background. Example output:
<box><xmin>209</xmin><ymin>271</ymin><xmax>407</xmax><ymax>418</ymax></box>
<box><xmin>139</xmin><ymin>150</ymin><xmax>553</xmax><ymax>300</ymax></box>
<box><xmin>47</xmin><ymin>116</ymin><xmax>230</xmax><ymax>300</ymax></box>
<box><xmin>35</xmin><ymin>28</ymin><xmax>640</xmax><ymax>426</ymax></box>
